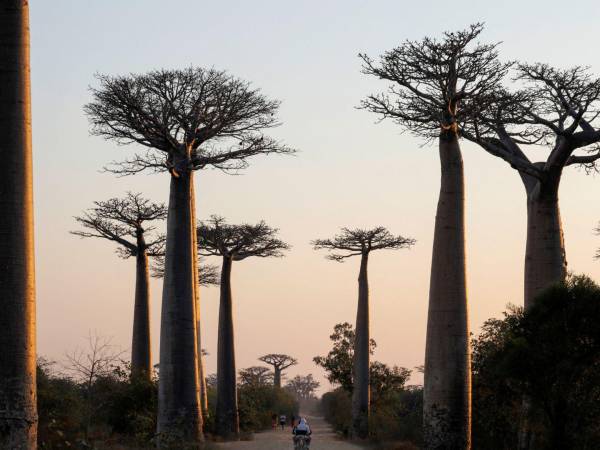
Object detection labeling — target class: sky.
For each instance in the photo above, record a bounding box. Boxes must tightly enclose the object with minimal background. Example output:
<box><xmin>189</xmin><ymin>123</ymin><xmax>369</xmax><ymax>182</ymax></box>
<box><xmin>30</xmin><ymin>0</ymin><xmax>600</xmax><ymax>391</ymax></box>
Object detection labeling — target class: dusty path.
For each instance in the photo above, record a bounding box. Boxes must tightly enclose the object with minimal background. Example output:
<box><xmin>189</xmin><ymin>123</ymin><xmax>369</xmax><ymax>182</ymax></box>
<box><xmin>215</xmin><ymin>415</ymin><xmax>366</xmax><ymax>450</ymax></box>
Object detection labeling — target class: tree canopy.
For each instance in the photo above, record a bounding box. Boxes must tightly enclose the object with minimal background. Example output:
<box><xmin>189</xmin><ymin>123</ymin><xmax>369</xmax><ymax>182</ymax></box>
<box><xmin>197</xmin><ymin>216</ymin><xmax>289</xmax><ymax>261</ymax></box>
<box><xmin>71</xmin><ymin>192</ymin><xmax>166</xmax><ymax>258</ymax></box>
<box><xmin>84</xmin><ymin>67</ymin><xmax>295</xmax><ymax>176</ymax></box>
<box><xmin>312</xmin><ymin>227</ymin><xmax>415</xmax><ymax>261</ymax></box>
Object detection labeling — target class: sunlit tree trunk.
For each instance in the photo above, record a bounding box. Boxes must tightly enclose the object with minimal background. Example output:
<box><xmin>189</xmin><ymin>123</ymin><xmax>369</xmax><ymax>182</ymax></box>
<box><xmin>0</xmin><ymin>2</ymin><xmax>37</xmax><ymax>448</ymax></box>
<box><xmin>131</xmin><ymin>241</ymin><xmax>152</xmax><ymax>379</ymax></box>
<box><xmin>190</xmin><ymin>181</ymin><xmax>209</xmax><ymax>419</ymax></box>
<box><xmin>424</xmin><ymin>131</ymin><xmax>471</xmax><ymax>449</ymax></box>
<box><xmin>157</xmin><ymin>168</ymin><xmax>202</xmax><ymax>443</ymax></box>
<box><xmin>523</xmin><ymin>178</ymin><xmax>566</xmax><ymax>309</ymax></box>
<box><xmin>216</xmin><ymin>256</ymin><xmax>239</xmax><ymax>438</ymax></box>
<box><xmin>351</xmin><ymin>252</ymin><xmax>370</xmax><ymax>439</ymax></box>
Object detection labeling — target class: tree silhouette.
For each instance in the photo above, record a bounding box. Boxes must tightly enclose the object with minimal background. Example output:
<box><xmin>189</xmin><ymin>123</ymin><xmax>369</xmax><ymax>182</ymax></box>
<box><xmin>198</xmin><ymin>215</ymin><xmax>289</xmax><ymax>438</ymax></box>
<box><xmin>462</xmin><ymin>64</ymin><xmax>600</xmax><ymax>308</ymax></box>
<box><xmin>360</xmin><ymin>24</ymin><xmax>508</xmax><ymax>447</ymax></box>
<box><xmin>238</xmin><ymin>366</ymin><xmax>274</xmax><ymax>387</ymax></box>
<box><xmin>0</xmin><ymin>1</ymin><xmax>37</xmax><ymax>447</ymax></box>
<box><xmin>72</xmin><ymin>193</ymin><xmax>166</xmax><ymax>378</ymax></box>
<box><xmin>258</xmin><ymin>354</ymin><xmax>298</xmax><ymax>388</ymax></box>
<box><xmin>313</xmin><ymin>227</ymin><xmax>414</xmax><ymax>438</ymax></box>
<box><xmin>84</xmin><ymin>67</ymin><xmax>294</xmax><ymax>441</ymax></box>
<box><xmin>285</xmin><ymin>375</ymin><xmax>320</xmax><ymax>400</ymax></box>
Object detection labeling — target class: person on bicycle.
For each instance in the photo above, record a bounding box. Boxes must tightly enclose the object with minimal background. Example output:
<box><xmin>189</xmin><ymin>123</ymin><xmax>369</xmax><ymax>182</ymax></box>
<box><xmin>292</xmin><ymin>417</ymin><xmax>312</xmax><ymax>446</ymax></box>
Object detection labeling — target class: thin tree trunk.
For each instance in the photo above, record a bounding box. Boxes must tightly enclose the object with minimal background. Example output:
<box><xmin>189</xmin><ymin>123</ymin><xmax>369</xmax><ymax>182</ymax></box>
<box><xmin>524</xmin><ymin>181</ymin><xmax>566</xmax><ymax>309</ymax></box>
<box><xmin>0</xmin><ymin>2</ymin><xmax>37</xmax><ymax>448</ymax></box>
<box><xmin>424</xmin><ymin>131</ymin><xmax>471</xmax><ymax>450</ymax></box>
<box><xmin>273</xmin><ymin>368</ymin><xmax>282</xmax><ymax>388</ymax></box>
<box><xmin>351</xmin><ymin>252</ymin><xmax>370</xmax><ymax>439</ymax></box>
<box><xmin>157</xmin><ymin>170</ymin><xmax>202</xmax><ymax>443</ymax></box>
<box><xmin>190</xmin><ymin>180</ymin><xmax>209</xmax><ymax>419</ymax></box>
<box><xmin>131</xmin><ymin>247</ymin><xmax>152</xmax><ymax>378</ymax></box>
<box><xmin>216</xmin><ymin>256</ymin><xmax>239</xmax><ymax>438</ymax></box>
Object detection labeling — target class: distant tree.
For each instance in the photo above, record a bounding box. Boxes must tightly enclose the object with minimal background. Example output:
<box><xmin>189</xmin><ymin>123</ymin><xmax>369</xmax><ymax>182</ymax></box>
<box><xmin>285</xmin><ymin>375</ymin><xmax>320</xmax><ymax>400</ymax></box>
<box><xmin>258</xmin><ymin>354</ymin><xmax>298</xmax><ymax>389</ymax></box>
<box><xmin>472</xmin><ymin>275</ymin><xmax>600</xmax><ymax>449</ymax></box>
<box><xmin>360</xmin><ymin>24</ymin><xmax>509</xmax><ymax>447</ymax></box>
<box><xmin>72</xmin><ymin>193</ymin><xmax>166</xmax><ymax>378</ymax></box>
<box><xmin>313</xmin><ymin>227</ymin><xmax>414</xmax><ymax>438</ymax></box>
<box><xmin>463</xmin><ymin>66</ymin><xmax>600</xmax><ymax>309</ymax></box>
<box><xmin>238</xmin><ymin>367</ymin><xmax>274</xmax><ymax>387</ymax></box>
<box><xmin>85</xmin><ymin>66</ymin><xmax>294</xmax><ymax>441</ymax></box>
<box><xmin>0</xmin><ymin>1</ymin><xmax>37</xmax><ymax>447</ymax></box>
<box><xmin>198</xmin><ymin>215</ymin><xmax>289</xmax><ymax>438</ymax></box>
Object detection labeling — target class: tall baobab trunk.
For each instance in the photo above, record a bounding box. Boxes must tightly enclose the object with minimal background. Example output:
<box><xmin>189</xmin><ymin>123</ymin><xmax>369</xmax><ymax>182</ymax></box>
<box><xmin>351</xmin><ymin>252</ymin><xmax>370</xmax><ymax>439</ymax></box>
<box><xmin>190</xmin><ymin>181</ymin><xmax>209</xmax><ymax>419</ymax></box>
<box><xmin>158</xmin><ymin>169</ymin><xmax>202</xmax><ymax>443</ymax></box>
<box><xmin>0</xmin><ymin>2</ymin><xmax>37</xmax><ymax>448</ymax></box>
<box><xmin>216</xmin><ymin>256</ymin><xmax>239</xmax><ymax>438</ymax></box>
<box><xmin>131</xmin><ymin>243</ymin><xmax>152</xmax><ymax>378</ymax></box>
<box><xmin>273</xmin><ymin>368</ymin><xmax>282</xmax><ymax>388</ymax></box>
<box><xmin>523</xmin><ymin>178</ymin><xmax>566</xmax><ymax>309</ymax></box>
<box><xmin>424</xmin><ymin>131</ymin><xmax>471</xmax><ymax>449</ymax></box>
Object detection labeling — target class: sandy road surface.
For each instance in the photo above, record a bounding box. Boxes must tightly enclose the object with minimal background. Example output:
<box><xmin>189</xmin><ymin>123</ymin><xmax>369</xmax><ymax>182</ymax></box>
<box><xmin>215</xmin><ymin>415</ymin><xmax>366</xmax><ymax>450</ymax></box>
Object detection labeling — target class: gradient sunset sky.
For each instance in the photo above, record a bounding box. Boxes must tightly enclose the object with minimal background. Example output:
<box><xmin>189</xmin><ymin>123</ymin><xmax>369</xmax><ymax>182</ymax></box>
<box><xmin>31</xmin><ymin>0</ymin><xmax>600</xmax><ymax>390</ymax></box>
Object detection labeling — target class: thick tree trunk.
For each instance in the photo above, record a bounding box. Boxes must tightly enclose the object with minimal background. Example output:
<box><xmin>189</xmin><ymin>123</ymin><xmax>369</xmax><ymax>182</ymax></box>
<box><xmin>0</xmin><ymin>2</ymin><xmax>37</xmax><ymax>448</ymax></box>
<box><xmin>273</xmin><ymin>368</ymin><xmax>282</xmax><ymax>388</ymax></box>
<box><xmin>157</xmin><ymin>170</ymin><xmax>202</xmax><ymax>443</ymax></box>
<box><xmin>131</xmin><ymin>248</ymin><xmax>152</xmax><ymax>378</ymax></box>
<box><xmin>190</xmin><ymin>181</ymin><xmax>209</xmax><ymax>419</ymax></box>
<box><xmin>216</xmin><ymin>256</ymin><xmax>240</xmax><ymax>438</ymax></box>
<box><xmin>423</xmin><ymin>132</ymin><xmax>471</xmax><ymax>450</ymax></box>
<box><xmin>524</xmin><ymin>181</ymin><xmax>566</xmax><ymax>309</ymax></box>
<box><xmin>351</xmin><ymin>253</ymin><xmax>370</xmax><ymax>439</ymax></box>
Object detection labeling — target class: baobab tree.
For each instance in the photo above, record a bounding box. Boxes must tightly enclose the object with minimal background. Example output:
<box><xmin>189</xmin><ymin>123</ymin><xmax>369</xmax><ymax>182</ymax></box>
<box><xmin>72</xmin><ymin>193</ymin><xmax>166</xmax><ymax>378</ymax></box>
<box><xmin>153</xmin><ymin>257</ymin><xmax>219</xmax><ymax>420</ymax></box>
<box><xmin>258</xmin><ymin>354</ymin><xmax>298</xmax><ymax>388</ymax></box>
<box><xmin>0</xmin><ymin>1</ymin><xmax>37</xmax><ymax>447</ymax></box>
<box><xmin>238</xmin><ymin>366</ymin><xmax>275</xmax><ymax>387</ymax></box>
<box><xmin>197</xmin><ymin>216</ymin><xmax>289</xmax><ymax>438</ymax></box>
<box><xmin>462</xmin><ymin>64</ymin><xmax>600</xmax><ymax>308</ymax></box>
<box><xmin>313</xmin><ymin>227</ymin><xmax>415</xmax><ymax>439</ymax></box>
<box><xmin>360</xmin><ymin>24</ymin><xmax>509</xmax><ymax>448</ymax></box>
<box><xmin>285</xmin><ymin>374</ymin><xmax>320</xmax><ymax>400</ymax></box>
<box><xmin>85</xmin><ymin>67</ymin><xmax>294</xmax><ymax>441</ymax></box>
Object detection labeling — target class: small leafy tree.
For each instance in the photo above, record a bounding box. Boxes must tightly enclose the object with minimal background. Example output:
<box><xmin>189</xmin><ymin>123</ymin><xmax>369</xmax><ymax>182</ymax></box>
<box><xmin>472</xmin><ymin>275</ymin><xmax>600</xmax><ymax>449</ymax></box>
<box><xmin>72</xmin><ymin>193</ymin><xmax>165</xmax><ymax>378</ymax></box>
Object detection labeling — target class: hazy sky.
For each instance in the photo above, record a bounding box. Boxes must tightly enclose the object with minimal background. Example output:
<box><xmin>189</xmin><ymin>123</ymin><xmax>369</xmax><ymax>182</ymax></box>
<box><xmin>31</xmin><ymin>0</ymin><xmax>600</xmax><ymax>391</ymax></box>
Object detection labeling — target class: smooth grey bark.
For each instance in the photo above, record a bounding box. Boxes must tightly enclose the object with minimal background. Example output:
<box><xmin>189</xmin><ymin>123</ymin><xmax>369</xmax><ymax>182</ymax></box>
<box><xmin>523</xmin><ymin>177</ymin><xmax>566</xmax><ymax>309</ymax></box>
<box><xmin>157</xmin><ymin>169</ymin><xmax>202</xmax><ymax>443</ymax></box>
<box><xmin>191</xmin><ymin>182</ymin><xmax>209</xmax><ymax>419</ymax></box>
<box><xmin>216</xmin><ymin>256</ymin><xmax>240</xmax><ymax>438</ymax></box>
<box><xmin>131</xmin><ymin>242</ymin><xmax>152</xmax><ymax>378</ymax></box>
<box><xmin>351</xmin><ymin>253</ymin><xmax>370</xmax><ymax>439</ymax></box>
<box><xmin>423</xmin><ymin>131</ymin><xmax>471</xmax><ymax>450</ymax></box>
<box><xmin>273</xmin><ymin>369</ymin><xmax>282</xmax><ymax>389</ymax></box>
<box><xmin>0</xmin><ymin>1</ymin><xmax>37</xmax><ymax>448</ymax></box>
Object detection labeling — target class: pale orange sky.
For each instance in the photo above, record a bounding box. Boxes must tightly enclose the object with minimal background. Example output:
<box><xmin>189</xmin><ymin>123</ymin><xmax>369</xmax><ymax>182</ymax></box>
<box><xmin>31</xmin><ymin>0</ymin><xmax>600</xmax><ymax>391</ymax></box>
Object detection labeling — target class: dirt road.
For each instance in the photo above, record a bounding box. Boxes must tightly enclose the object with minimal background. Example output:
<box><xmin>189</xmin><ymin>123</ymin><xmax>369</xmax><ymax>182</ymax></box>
<box><xmin>215</xmin><ymin>415</ymin><xmax>366</xmax><ymax>450</ymax></box>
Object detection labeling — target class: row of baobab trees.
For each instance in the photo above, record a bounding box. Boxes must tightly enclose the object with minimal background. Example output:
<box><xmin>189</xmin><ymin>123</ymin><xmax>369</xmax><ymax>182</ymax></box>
<box><xmin>1</xmin><ymin>1</ymin><xmax>600</xmax><ymax>448</ymax></box>
<box><xmin>70</xmin><ymin>192</ymin><xmax>416</xmax><ymax>439</ymax></box>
